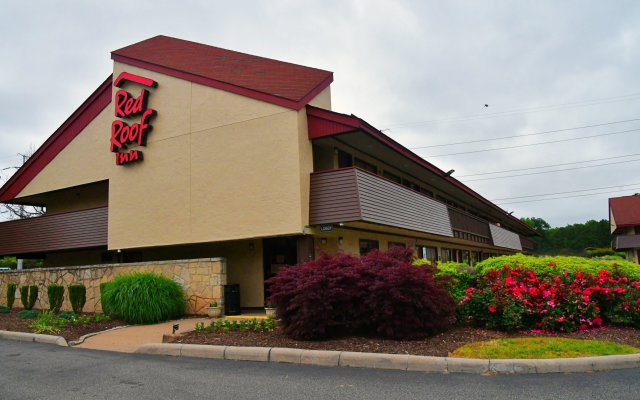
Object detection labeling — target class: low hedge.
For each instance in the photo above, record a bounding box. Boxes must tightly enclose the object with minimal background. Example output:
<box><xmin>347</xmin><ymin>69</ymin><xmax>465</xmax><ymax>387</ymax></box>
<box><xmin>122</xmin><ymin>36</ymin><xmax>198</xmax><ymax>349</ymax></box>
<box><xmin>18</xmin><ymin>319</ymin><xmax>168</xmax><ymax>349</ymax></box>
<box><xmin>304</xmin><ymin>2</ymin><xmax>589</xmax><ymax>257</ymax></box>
<box><xmin>475</xmin><ymin>254</ymin><xmax>640</xmax><ymax>280</ymax></box>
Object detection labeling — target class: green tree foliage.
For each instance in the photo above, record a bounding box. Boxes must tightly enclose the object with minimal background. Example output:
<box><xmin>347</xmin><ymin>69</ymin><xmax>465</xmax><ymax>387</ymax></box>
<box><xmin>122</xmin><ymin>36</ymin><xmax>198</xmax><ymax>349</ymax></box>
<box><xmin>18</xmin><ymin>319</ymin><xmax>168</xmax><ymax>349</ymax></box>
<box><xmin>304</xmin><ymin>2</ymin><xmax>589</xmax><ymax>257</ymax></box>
<box><xmin>521</xmin><ymin>218</ymin><xmax>611</xmax><ymax>256</ymax></box>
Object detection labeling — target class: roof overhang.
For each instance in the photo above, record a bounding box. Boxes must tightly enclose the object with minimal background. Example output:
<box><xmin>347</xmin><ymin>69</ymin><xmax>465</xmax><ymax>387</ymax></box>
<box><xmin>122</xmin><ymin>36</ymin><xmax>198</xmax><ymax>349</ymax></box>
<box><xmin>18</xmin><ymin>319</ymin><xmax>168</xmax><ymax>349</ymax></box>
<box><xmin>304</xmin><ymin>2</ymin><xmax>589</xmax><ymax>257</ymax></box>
<box><xmin>306</xmin><ymin>105</ymin><xmax>539</xmax><ymax>237</ymax></box>
<box><xmin>0</xmin><ymin>76</ymin><xmax>113</xmax><ymax>203</ymax></box>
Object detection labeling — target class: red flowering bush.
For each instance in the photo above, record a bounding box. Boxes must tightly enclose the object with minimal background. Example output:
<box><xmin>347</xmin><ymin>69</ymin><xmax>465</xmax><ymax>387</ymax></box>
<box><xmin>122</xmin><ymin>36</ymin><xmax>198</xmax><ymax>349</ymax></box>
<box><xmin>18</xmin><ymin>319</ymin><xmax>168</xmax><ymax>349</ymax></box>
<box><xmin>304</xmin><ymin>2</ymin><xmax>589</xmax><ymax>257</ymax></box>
<box><xmin>457</xmin><ymin>264</ymin><xmax>640</xmax><ymax>332</ymax></box>
<box><xmin>267</xmin><ymin>247</ymin><xmax>455</xmax><ymax>340</ymax></box>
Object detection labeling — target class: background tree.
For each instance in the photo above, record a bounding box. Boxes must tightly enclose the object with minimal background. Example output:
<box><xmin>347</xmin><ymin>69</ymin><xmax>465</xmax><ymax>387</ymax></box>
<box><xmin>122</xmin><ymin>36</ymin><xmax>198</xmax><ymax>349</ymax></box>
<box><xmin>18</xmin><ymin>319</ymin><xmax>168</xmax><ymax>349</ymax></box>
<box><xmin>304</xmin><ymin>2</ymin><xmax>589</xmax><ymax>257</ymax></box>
<box><xmin>0</xmin><ymin>146</ymin><xmax>45</xmax><ymax>220</ymax></box>
<box><xmin>521</xmin><ymin>217</ymin><xmax>611</xmax><ymax>256</ymax></box>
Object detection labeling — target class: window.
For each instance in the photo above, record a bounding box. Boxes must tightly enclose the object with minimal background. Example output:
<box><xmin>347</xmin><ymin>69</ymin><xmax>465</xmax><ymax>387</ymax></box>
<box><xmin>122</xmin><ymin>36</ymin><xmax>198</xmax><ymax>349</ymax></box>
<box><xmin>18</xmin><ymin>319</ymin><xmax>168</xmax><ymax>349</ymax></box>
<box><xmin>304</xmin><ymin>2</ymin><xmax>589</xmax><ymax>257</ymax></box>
<box><xmin>383</xmin><ymin>170</ymin><xmax>402</xmax><ymax>183</ymax></box>
<box><xmin>337</xmin><ymin>149</ymin><xmax>353</xmax><ymax>168</ymax></box>
<box><xmin>359</xmin><ymin>239</ymin><xmax>379</xmax><ymax>255</ymax></box>
<box><xmin>419</xmin><ymin>187</ymin><xmax>433</xmax><ymax>197</ymax></box>
<box><xmin>402</xmin><ymin>178</ymin><xmax>419</xmax><ymax>191</ymax></box>
<box><xmin>442</xmin><ymin>248</ymin><xmax>452</xmax><ymax>262</ymax></box>
<box><xmin>388</xmin><ymin>241</ymin><xmax>406</xmax><ymax>249</ymax></box>
<box><xmin>354</xmin><ymin>157</ymin><xmax>378</xmax><ymax>174</ymax></box>
<box><xmin>416</xmin><ymin>245</ymin><xmax>437</xmax><ymax>264</ymax></box>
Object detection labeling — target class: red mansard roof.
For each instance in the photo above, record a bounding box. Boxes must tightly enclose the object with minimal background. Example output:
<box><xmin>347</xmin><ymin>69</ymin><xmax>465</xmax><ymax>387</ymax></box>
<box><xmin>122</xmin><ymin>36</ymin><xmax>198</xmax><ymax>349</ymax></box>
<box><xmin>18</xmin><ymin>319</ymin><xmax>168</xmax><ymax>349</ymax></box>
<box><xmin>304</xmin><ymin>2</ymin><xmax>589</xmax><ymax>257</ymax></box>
<box><xmin>0</xmin><ymin>76</ymin><xmax>113</xmax><ymax>203</ymax></box>
<box><xmin>610</xmin><ymin>195</ymin><xmax>640</xmax><ymax>228</ymax></box>
<box><xmin>111</xmin><ymin>35</ymin><xmax>333</xmax><ymax>110</ymax></box>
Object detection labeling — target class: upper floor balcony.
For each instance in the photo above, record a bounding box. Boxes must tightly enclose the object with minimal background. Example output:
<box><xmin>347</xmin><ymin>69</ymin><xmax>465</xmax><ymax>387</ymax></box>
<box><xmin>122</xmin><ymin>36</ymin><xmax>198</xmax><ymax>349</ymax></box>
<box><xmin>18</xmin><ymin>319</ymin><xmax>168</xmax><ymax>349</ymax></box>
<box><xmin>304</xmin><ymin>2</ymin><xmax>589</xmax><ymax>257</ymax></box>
<box><xmin>0</xmin><ymin>207</ymin><xmax>107</xmax><ymax>257</ymax></box>
<box><xmin>309</xmin><ymin>167</ymin><xmax>527</xmax><ymax>251</ymax></box>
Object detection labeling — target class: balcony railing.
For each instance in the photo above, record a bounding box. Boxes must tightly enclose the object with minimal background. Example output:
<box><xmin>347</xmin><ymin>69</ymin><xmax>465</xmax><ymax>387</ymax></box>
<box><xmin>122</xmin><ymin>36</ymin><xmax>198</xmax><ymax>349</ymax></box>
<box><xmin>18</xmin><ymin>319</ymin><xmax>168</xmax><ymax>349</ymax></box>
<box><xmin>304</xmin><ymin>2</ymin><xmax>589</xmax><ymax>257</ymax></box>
<box><xmin>310</xmin><ymin>167</ymin><xmax>454</xmax><ymax>237</ymax></box>
<box><xmin>0</xmin><ymin>207</ymin><xmax>107</xmax><ymax>256</ymax></box>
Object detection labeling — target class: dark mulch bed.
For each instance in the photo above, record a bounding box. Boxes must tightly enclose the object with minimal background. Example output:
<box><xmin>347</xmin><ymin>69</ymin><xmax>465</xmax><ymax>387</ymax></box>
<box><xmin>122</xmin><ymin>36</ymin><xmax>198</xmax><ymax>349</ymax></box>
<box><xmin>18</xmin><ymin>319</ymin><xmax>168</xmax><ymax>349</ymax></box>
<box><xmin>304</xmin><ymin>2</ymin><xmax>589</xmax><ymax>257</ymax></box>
<box><xmin>0</xmin><ymin>308</ymin><xmax>125</xmax><ymax>342</ymax></box>
<box><xmin>177</xmin><ymin>324</ymin><xmax>640</xmax><ymax>357</ymax></box>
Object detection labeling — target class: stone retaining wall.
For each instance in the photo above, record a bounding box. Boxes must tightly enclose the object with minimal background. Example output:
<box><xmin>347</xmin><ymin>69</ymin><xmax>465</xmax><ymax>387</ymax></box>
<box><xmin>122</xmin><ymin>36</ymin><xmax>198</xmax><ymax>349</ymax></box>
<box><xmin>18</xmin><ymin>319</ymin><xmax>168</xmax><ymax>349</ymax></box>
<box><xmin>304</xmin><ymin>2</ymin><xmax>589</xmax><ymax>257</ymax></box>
<box><xmin>0</xmin><ymin>258</ymin><xmax>226</xmax><ymax>315</ymax></box>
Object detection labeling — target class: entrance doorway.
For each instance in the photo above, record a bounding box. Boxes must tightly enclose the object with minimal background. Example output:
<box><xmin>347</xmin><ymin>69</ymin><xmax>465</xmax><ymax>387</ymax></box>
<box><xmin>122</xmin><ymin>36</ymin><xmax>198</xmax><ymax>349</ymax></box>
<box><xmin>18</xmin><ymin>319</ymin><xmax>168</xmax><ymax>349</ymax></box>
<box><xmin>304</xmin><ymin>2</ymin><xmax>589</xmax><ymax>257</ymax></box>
<box><xmin>262</xmin><ymin>236</ymin><xmax>314</xmax><ymax>303</ymax></box>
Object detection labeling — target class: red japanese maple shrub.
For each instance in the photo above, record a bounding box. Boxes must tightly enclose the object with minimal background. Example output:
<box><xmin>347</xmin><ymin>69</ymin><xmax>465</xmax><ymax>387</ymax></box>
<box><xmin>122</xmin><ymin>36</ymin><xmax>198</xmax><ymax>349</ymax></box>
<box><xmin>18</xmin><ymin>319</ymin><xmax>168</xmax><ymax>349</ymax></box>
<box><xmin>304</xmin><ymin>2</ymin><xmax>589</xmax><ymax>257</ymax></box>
<box><xmin>267</xmin><ymin>247</ymin><xmax>456</xmax><ymax>340</ymax></box>
<box><xmin>266</xmin><ymin>252</ymin><xmax>369</xmax><ymax>340</ymax></box>
<box><xmin>361</xmin><ymin>247</ymin><xmax>456</xmax><ymax>339</ymax></box>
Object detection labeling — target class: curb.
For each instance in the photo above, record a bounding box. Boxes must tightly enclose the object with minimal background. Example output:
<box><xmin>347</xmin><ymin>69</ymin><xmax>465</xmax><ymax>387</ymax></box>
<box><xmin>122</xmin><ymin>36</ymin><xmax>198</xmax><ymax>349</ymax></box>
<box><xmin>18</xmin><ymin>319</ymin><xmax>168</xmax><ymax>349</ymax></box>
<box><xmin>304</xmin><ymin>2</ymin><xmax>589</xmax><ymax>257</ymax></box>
<box><xmin>133</xmin><ymin>343</ymin><xmax>640</xmax><ymax>374</ymax></box>
<box><xmin>0</xmin><ymin>330</ymin><xmax>68</xmax><ymax>347</ymax></box>
<box><xmin>68</xmin><ymin>325</ymin><xmax>130</xmax><ymax>346</ymax></box>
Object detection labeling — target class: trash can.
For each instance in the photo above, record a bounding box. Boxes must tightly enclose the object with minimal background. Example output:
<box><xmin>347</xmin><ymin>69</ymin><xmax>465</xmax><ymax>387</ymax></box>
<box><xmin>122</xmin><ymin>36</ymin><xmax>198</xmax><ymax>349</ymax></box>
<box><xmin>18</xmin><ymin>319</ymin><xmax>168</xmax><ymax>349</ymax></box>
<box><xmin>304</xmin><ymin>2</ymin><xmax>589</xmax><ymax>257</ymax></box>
<box><xmin>224</xmin><ymin>284</ymin><xmax>241</xmax><ymax>315</ymax></box>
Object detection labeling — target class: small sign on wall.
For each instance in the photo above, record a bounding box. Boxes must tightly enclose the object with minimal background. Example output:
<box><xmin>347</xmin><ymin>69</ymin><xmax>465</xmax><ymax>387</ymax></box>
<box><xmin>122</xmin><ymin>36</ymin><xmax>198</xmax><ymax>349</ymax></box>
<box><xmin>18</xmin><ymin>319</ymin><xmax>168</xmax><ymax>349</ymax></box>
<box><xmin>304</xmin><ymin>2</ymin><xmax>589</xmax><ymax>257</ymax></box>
<box><xmin>320</xmin><ymin>224</ymin><xmax>333</xmax><ymax>232</ymax></box>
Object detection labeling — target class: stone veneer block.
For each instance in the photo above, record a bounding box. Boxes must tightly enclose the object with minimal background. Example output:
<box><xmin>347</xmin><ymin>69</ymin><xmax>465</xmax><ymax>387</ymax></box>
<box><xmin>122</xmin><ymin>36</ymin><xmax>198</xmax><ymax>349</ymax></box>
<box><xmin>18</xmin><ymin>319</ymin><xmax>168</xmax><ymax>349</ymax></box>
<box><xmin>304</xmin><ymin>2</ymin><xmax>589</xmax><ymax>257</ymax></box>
<box><xmin>300</xmin><ymin>350</ymin><xmax>341</xmax><ymax>367</ymax></box>
<box><xmin>0</xmin><ymin>258</ymin><xmax>226</xmax><ymax>315</ymax></box>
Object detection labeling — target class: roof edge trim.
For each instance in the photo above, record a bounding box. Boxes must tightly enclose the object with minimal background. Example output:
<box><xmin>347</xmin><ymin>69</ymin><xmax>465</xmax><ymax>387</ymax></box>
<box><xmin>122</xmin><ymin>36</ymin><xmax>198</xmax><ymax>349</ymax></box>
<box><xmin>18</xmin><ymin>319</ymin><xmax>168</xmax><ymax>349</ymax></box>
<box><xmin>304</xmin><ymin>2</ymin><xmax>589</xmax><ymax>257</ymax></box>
<box><xmin>0</xmin><ymin>75</ymin><xmax>113</xmax><ymax>202</ymax></box>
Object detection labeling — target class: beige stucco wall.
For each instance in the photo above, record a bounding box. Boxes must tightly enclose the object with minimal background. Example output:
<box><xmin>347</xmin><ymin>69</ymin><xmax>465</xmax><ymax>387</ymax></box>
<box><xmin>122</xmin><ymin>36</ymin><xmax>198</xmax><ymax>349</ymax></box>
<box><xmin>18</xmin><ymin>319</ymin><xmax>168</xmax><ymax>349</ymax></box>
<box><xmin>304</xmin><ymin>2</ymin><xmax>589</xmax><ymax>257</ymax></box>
<box><xmin>0</xmin><ymin>258</ymin><xmax>226</xmax><ymax>315</ymax></box>
<box><xmin>16</xmin><ymin>61</ymin><xmax>322</xmax><ymax>251</ymax></box>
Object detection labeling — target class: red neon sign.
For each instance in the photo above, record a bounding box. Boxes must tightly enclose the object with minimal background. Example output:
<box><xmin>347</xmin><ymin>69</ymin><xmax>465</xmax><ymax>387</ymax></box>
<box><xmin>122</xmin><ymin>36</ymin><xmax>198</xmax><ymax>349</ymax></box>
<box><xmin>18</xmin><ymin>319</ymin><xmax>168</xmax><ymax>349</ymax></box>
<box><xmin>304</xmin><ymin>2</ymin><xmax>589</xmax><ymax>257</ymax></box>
<box><xmin>111</xmin><ymin>72</ymin><xmax>157</xmax><ymax>166</ymax></box>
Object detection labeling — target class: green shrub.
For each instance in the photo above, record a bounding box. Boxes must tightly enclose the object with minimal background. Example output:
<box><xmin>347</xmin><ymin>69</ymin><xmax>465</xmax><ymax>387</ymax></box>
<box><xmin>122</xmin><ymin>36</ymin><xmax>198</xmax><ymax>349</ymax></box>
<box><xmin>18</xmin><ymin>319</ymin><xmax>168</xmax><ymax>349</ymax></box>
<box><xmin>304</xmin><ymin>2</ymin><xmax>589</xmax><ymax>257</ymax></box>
<box><xmin>99</xmin><ymin>282</ymin><xmax>110</xmax><ymax>315</ymax></box>
<box><xmin>100</xmin><ymin>273</ymin><xmax>186</xmax><ymax>324</ymax></box>
<box><xmin>20</xmin><ymin>285</ymin><xmax>38</xmax><ymax>310</ymax></box>
<box><xmin>6</xmin><ymin>282</ymin><xmax>16</xmax><ymax>310</ymax></box>
<box><xmin>586</xmin><ymin>248</ymin><xmax>626</xmax><ymax>259</ymax></box>
<box><xmin>475</xmin><ymin>254</ymin><xmax>640</xmax><ymax>280</ymax></box>
<box><xmin>47</xmin><ymin>284</ymin><xmax>64</xmax><ymax>313</ymax></box>
<box><xmin>433</xmin><ymin>261</ymin><xmax>477</xmax><ymax>301</ymax></box>
<box><xmin>18</xmin><ymin>309</ymin><xmax>39</xmax><ymax>319</ymax></box>
<box><xmin>58</xmin><ymin>311</ymin><xmax>76</xmax><ymax>320</ymax></box>
<box><xmin>30</xmin><ymin>311</ymin><xmax>67</xmax><ymax>334</ymax></box>
<box><xmin>0</xmin><ymin>305</ymin><xmax>9</xmax><ymax>313</ymax></box>
<box><xmin>68</xmin><ymin>284</ymin><xmax>87</xmax><ymax>314</ymax></box>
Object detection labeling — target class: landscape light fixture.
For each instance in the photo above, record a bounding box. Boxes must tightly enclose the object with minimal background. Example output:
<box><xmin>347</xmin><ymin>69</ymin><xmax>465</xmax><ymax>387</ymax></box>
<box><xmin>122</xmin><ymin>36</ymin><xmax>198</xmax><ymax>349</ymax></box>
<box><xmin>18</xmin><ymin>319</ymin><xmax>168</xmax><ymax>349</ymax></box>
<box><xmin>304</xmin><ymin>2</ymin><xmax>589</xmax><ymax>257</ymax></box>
<box><xmin>172</xmin><ymin>324</ymin><xmax>179</xmax><ymax>334</ymax></box>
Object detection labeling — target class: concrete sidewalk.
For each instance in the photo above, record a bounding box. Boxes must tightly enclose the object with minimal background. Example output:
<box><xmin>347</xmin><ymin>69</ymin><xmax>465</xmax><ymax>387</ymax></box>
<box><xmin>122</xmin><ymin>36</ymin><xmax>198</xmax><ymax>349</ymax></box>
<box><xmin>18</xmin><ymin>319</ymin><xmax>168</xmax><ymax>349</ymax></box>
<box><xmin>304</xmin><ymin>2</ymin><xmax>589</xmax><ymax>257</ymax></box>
<box><xmin>76</xmin><ymin>317</ymin><xmax>210</xmax><ymax>353</ymax></box>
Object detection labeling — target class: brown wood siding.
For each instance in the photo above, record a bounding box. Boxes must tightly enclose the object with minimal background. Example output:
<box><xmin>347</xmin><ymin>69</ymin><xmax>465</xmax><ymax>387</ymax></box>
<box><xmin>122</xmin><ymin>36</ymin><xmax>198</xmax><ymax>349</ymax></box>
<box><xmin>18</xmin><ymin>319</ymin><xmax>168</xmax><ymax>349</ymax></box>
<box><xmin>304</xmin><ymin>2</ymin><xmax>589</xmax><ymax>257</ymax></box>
<box><xmin>520</xmin><ymin>235</ymin><xmax>536</xmax><ymax>251</ymax></box>
<box><xmin>448</xmin><ymin>208</ymin><xmax>491</xmax><ymax>239</ymax></box>
<box><xmin>310</xmin><ymin>168</ymin><xmax>453</xmax><ymax>237</ymax></box>
<box><xmin>355</xmin><ymin>169</ymin><xmax>453</xmax><ymax>237</ymax></box>
<box><xmin>613</xmin><ymin>234</ymin><xmax>640</xmax><ymax>250</ymax></box>
<box><xmin>0</xmin><ymin>207</ymin><xmax>107</xmax><ymax>256</ymax></box>
<box><xmin>310</xmin><ymin>169</ymin><xmax>362</xmax><ymax>224</ymax></box>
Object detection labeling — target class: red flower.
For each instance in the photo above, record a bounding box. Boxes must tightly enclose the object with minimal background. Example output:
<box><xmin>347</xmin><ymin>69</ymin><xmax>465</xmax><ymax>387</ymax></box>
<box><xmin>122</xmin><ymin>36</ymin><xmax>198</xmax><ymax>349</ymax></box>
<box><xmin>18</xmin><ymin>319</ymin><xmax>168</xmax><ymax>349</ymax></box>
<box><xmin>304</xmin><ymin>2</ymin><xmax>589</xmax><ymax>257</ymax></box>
<box><xmin>488</xmin><ymin>305</ymin><xmax>496</xmax><ymax>313</ymax></box>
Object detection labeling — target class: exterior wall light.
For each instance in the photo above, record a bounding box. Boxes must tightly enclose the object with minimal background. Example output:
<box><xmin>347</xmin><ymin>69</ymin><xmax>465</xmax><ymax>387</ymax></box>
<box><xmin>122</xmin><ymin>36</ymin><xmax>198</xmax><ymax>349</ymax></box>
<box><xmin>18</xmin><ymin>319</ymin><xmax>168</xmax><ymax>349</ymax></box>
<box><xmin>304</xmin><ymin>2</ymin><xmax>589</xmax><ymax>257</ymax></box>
<box><xmin>338</xmin><ymin>236</ymin><xmax>344</xmax><ymax>245</ymax></box>
<box><xmin>321</xmin><ymin>238</ymin><xmax>327</xmax><ymax>245</ymax></box>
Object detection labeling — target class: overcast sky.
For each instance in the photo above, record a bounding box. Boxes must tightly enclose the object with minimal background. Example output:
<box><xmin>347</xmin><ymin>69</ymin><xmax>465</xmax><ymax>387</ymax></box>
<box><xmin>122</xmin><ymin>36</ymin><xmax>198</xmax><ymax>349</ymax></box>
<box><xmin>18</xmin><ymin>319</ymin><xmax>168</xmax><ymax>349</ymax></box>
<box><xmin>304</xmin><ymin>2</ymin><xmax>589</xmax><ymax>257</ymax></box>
<box><xmin>1</xmin><ymin>1</ymin><xmax>639</xmax><ymax>227</ymax></box>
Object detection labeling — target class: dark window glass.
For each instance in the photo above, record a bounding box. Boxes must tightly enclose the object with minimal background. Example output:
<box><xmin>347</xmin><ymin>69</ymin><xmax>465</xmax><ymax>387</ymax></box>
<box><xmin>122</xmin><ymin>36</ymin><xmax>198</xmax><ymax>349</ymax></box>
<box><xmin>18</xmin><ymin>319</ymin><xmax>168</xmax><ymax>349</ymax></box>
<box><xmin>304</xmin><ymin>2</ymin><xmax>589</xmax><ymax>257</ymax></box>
<box><xmin>359</xmin><ymin>239</ymin><xmax>379</xmax><ymax>255</ymax></box>
<box><xmin>420</xmin><ymin>187</ymin><xmax>434</xmax><ymax>197</ymax></box>
<box><xmin>402</xmin><ymin>179</ymin><xmax>419</xmax><ymax>191</ymax></box>
<box><xmin>383</xmin><ymin>170</ymin><xmax>402</xmax><ymax>183</ymax></box>
<box><xmin>337</xmin><ymin>150</ymin><xmax>353</xmax><ymax>168</ymax></box>
<box><xmin>416</xmin><ymin>245</ymin><xmax>438</xmax><ymax>264</ymax></box>
<box><xmin>388</xmin><ymin>241</ymin><xmax>406</xmax><ymax>249</ymax></box>
<box><xmin>354</xmin><ymin>157</ymin><xmax>378</xmax><ymax>174</ymax></box>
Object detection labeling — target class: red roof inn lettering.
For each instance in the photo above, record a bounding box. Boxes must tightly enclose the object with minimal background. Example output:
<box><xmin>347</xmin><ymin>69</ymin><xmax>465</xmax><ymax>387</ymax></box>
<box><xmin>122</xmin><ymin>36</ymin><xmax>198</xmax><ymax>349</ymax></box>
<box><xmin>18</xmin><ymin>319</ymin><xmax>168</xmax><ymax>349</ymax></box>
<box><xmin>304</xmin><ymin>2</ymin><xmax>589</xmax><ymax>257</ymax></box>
<box><xmin>111</xmin><ymin>72</ymin><xmax>157</xmax><ymax>166</ymax></box>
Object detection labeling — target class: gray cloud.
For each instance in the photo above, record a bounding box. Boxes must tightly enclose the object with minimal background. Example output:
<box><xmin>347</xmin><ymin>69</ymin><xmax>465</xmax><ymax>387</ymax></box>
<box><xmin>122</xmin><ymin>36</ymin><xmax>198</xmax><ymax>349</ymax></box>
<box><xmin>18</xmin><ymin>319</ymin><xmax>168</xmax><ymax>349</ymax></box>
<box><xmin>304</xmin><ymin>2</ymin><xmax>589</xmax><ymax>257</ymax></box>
<box><xmin>1</xmin><ymin>0</ymin><xmax>638</xmax><ymax>227</ymax></box>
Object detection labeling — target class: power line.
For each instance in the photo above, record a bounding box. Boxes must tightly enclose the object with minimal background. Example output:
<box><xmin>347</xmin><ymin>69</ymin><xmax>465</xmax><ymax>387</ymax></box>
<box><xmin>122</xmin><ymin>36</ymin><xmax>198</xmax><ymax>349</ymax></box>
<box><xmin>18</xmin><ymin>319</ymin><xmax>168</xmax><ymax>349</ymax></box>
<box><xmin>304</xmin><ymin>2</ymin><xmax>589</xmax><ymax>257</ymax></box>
<box><xmin>422</xmin><ymin>127</ymin><xmax>640</xmax><ymax>157</ymax></box>
<box><xmin>491</xmin><ymin>182</ymin><xmax>640</xmax><ymax>201</ymax></box>
<box><xmin>497</xmin><ymin>188</ymin><xmax>640</xmax><ymax>205</ymax></box>
<box><xmin>385</xmin><ymin>92</ymin><xmax>640</xmax><ymax>129</ymax></box>
<box><xmin>462</xmin><ymin>159</ymin><xmax>640</xmax><ymax>182</ymax></box>
<box><xmin>458</xmin><ymin>153</ymin><xmax>640</xmax><ymax>178</ymax></box>
<box><xmin>409</xmin><ymin>118</ymin><xmax>640</xmax><ymax>149</ymax></box>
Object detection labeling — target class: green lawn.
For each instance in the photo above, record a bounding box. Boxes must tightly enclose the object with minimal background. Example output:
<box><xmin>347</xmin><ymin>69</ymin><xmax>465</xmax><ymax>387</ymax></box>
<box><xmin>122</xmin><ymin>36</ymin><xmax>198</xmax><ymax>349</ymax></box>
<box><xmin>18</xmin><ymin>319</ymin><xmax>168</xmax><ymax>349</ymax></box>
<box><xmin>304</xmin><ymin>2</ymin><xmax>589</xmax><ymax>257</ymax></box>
<box><xmin>450</xmin><ymin>337</ymin><xmax>640</xmax><ymax>359</ymax></box>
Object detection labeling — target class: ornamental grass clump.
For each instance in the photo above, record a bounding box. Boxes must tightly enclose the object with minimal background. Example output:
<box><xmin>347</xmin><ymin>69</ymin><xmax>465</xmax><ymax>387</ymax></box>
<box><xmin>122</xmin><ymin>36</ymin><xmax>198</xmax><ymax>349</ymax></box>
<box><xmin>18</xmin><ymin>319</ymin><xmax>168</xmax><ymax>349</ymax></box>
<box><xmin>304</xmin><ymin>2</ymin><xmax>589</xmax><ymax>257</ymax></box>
<box><xmin>100</xmin><ymin>273</ymin><xmax>186</xmax><ymax>324</ymax></box>
<box><xmin>267</xmin><ymin>247</ymin><xmax>455</xmax><ymax>340</ymax></box>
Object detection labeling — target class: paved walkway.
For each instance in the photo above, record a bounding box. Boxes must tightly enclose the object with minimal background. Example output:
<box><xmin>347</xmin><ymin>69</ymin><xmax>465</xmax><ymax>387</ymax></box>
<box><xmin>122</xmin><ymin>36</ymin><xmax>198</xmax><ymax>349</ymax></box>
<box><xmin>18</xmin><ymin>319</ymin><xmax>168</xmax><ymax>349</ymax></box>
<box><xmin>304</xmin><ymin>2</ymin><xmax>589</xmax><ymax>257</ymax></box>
<box><xmin>76</xmin><ymin>313</ymin><xmax>267</xmax><ymax>353</ymax></box>
<box><xmin>76</xmin><ymin>317</ymin><xmax>210</xmax><ymax>353</ymax></box>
